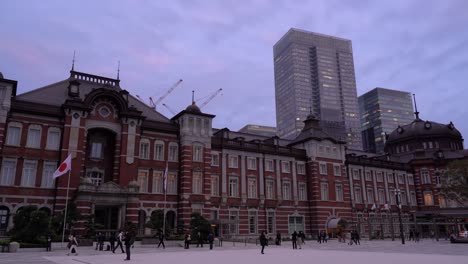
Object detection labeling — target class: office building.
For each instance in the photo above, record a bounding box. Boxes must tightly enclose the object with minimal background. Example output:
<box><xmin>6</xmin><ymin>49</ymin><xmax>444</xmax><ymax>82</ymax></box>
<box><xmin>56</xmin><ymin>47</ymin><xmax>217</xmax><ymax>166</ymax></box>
<box><xmin>359</xmin><ymin>88</ymin><xmax>414</xmax><ymax>153</ymax></box>
<box><xmin>238</xmin><ymin>124</ymin><xmax>276</xmax><ymax>137</ymax></box>
<box><xmin>274</xmin><ymin>28</ymin><xmax>362</xmax><ymax>149</ymax></box>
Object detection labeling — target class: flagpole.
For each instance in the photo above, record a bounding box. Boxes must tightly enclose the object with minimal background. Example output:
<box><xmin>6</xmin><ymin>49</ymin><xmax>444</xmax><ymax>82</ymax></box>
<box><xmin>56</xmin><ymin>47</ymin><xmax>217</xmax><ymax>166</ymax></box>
<box><xmin>162</xmin><ymin>162</ymin><xmax>168</xmax><ymax>237</ymax></box>
<box><xmin>61</xmin><ymin>170</ymin><xmax>71</xmax><ymax>247</ymax></box>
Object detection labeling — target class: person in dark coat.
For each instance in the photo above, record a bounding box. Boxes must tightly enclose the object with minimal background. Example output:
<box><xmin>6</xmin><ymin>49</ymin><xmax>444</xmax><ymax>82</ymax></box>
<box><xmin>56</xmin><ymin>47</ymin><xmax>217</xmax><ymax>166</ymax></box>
<box><xmin>124</xmin><ymin>231</ymin><xmax>132</xmax><ymax>261</ymax></box>
<box><xmin>109</xmin><ymin>233</ymin><xmax>116</xmax><ymax>252</ymax></box>
<box><xmin>354</xmin><ymin>230</ymin><xmax>360</xmax><ymax>245</ymax></box>
<box><xmin>46</xmin><ymin>233</ymin><xmax>52</xmax><ymax>251</ymax></box>
<box><xmin>113</xmin><ymin>230</ymin><xmax>125</xmax><ymax>253</ymax></box>
<box><xmin>184</xmin><ymin>234</ymin><xmax>191</xmax><ymax>249</ymax></box>
<box><xmin>157</xmin><ymin>231</ymin><xmax>165</xmax><ymax>249</ymax></box>
<box><xmin>291</xmin><ymin>231</ymin><xmax>298</xmax><ymax>249</ymax></box>
<box><xmin>259</xmin><ymin>231</ymin><xmax>267</xmax><ymax>254</ymax></box>
<box><xmin>276</xmin><ymin>232</ymin><xmax>282</xmax><ymax>245</ymax></box>
<box><xmin>208</xmin><ymin>232</ymin><xmax>214</xmax><ymax>250</ymax></box>
<box><xmin>95</xmin><ymin>232</ymin><xmax>104</xmax><ymax>251</ymax></box>
<box><xmin>196</xmin><ymin>231</ymin><xmax>204</xmax><ymax>248</ymax></box>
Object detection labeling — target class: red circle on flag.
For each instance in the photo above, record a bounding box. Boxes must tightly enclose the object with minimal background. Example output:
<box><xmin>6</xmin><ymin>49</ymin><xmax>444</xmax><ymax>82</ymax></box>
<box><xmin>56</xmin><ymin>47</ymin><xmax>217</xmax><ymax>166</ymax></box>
<box><xmin>58</xmin><ymin>163</ymin><xmax>68</xmax><ymax>172</ymax></box>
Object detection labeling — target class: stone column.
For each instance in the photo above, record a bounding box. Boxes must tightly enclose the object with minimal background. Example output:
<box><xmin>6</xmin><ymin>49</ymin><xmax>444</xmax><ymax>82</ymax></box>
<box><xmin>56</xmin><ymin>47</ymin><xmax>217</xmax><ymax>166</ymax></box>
<box><xmin>292</xmin><ymin>160</ymin><xmax>298</xmax><ymax>205</ymax></box>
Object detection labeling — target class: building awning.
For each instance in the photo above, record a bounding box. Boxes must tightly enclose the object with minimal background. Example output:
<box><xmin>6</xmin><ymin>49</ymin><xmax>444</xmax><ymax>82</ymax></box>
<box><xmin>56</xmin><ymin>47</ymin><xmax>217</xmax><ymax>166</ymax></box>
<box><xmin>327</xmin><ymin>218</ymin><xmax>341</xmax><ymax>229</ymax></box>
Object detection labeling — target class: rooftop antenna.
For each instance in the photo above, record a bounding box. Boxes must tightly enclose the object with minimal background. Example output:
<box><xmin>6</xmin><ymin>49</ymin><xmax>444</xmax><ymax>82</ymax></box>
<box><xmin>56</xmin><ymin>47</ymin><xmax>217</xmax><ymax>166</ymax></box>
<box><xmin>71</xmin><ymin>50</ymin><xmax>76</xmax><ymax>71</ymax></box>
<box><xmin>117</xmin><ymin>60</ymin><xmax>120</xmax><ymax>80</ymax></box>
<box><xmin>192</xmin><ymin>90</ymin><xmax>195</xmax><ymax>104</ymax></box>
<box><xmin>412</xmin><ymin>93</ymin><xmax>420</xmax><ymax>119</ymax></box>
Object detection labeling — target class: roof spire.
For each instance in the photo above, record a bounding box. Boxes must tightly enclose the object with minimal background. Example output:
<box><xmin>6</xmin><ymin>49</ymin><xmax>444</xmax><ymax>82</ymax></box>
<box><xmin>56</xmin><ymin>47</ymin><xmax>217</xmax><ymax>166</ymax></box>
<box><xmin>117</xmin><ymin>60</ymin><xmax>120</xmax><ymax>80</ymax></box>
<box><xmin>71</xmin><ymin>50</ymin><xmax>76</xmax><ymax>71</ymax></box>
<box><xmin>413</xmin><ymin>93</ymin><xmax>420</xmax><ymax>120</ymax></box>
<box><xmin>192</xmin><ymin>90</ymin><xmax>195</xmax><ymax>104</ymax></box>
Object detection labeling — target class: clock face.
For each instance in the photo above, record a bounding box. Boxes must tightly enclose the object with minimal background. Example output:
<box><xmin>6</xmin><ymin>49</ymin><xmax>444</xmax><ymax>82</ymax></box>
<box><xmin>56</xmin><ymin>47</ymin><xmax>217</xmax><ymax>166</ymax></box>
<box><xmin>424</xmin><ymin>122</ymin><xmax>431</xmax><ymax>129</ymax></box>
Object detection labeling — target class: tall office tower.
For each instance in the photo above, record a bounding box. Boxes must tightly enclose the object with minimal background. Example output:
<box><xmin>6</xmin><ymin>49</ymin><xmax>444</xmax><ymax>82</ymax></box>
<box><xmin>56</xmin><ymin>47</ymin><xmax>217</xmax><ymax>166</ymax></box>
<box><xmin>359</xmin><ymin>87</ymin><xmax>414</xmax><ymax>153</ymax></box>
<box><xmin>274</xmin><ymin>28</ymin><xmax>362</xmax><ymax>149</ymax></box>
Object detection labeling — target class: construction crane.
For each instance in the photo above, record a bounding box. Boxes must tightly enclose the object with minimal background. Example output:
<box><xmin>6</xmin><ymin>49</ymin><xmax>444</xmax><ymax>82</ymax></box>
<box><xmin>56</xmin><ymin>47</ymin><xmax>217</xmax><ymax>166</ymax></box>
<box><xmin>162</xmin><ymin>103</ymin><xmax>177</xmax><ymax>115</ymax></box>
<box><xmin>200</xmin><ymin>88</ymin><xmax>223</xmax><ymax>109</ymax></box>
<box><xmin>149</xmin><ymin>79</ymin><xmax>183</xmax><ymax>110</ymax></box>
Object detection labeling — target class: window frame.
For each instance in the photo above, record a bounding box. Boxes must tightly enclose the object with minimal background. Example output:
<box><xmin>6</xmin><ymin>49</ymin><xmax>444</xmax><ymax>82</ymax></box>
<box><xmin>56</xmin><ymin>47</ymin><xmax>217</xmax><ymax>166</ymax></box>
<box><xmin>333</xmin><ymin>164</ymin><xmax>341</xmax><ymax>176</ymax></box>
<box><xmin>26</xmin><ymin>124</ymin><xmax>42</xmax><ymax>149</ymax></box>
<box><xmin>0</xmin><ymin>158</ymin><xmax>17</xmax><ymax>186</ymax></box>
<box><xmin>228</xmin><ymin>155</ymin><xmax>238</xmax><ymax>168</ymax></box>
<box><xmin>137</xmin><ymin>169</ymin><xmax>149</xmax><ymax>193</ymax></box>
<box><xmin>319</xmin><ymin>163</ymin><xmax>327</xmax><ymax>175</ymax></box>
<box><xmin>265</xmin><ymin>159</ymin><xmax>274</xmax><ymax>172</ymax></box>
<box><xmin>5</xmin><ymin>122</ymin><xmax>22</xmax><ymax>146</ymax></box>
<box><xmin>320</xmin><ymin>182</ymin><xmax>329</xmax><ymax>201</ymax></box>
<box><xmin>21</xmin><ymin>159</ymin><xmax>37</xmax><ymax>187</ymax></box>
<box><xmin>192</xmin><ymin>171</ymin><xmax>203</xmax><ymax>194</ymax></box>
<box><xmin>139</xmin><ymin>138</ymin><xmax>150</xmax><ymax>160</ymax></box>
<box><xmin>299</xmin><ymin>183</ymin><xmax>307</xmax><ymax>201</ymax></box>
<box><xmin>46</xmin><ymin>127</ymin><xmax>61</xmax><ymax>150</ymax></box>
<box><xmin>193</xmin><ymin>144</ymin><xmax>203</xmax><ymax>162</ymax></box>
<box><xmin>247</xmin><ymin>157</ymin><xmax>257</xmax><ymax>170</ymax></box>
<box><xmin>168</xmin><ymin>142</ymin><xmax>179</xmax><ymax>162</ymax></box>
<box><xmin>281</xmin><ymin>161</ymin><xmax>290</xmax><ymax>173</ymax></box>
<box><xmin>41</xmin><ymin>161</ymin><xmax>57</xmax><ymax>188</ymax></box>
<box><xmin>297</xmin><ymin>162</ymin><xmax>306</xmax><ymax>175</ymax></box>
<box><xmin>211</xmin><ymin>153</ymin><xmax>219</xmax><ymax>166</ymax></box>
<box><xmin>335</xmin><ymin>183</ymin><xmax>343</xmax><ymax>201</ymax></box>
<box><xmin>154</xmin><ymin>140</ymin><xmax>165</xmax><ymax>161</ymax></box>
<box><xmin>229</xmin><ymin>176</ymin><xmax>238</xmax><ymax>197</ymax></box>
<box><xmin>282</xmin><ymin>181</ymin><xmax>291</xmax><ymax>200</ymax></box>
<box><xmin>247</xmin><ymin>177</ymin><xmax>257</xmax><ymax>199</ymax></box>
<box><xmin>211</xmin><ymin>175</ymin><xmax>219</xmax><ymax>196</ymax></box>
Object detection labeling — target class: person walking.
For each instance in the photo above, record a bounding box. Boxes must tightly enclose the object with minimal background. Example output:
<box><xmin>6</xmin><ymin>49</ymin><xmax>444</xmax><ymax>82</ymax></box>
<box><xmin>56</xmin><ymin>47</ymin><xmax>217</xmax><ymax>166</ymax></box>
<box><xmin>113</xmin><ymin>230</ymin><xmax>125</xmax><ymax>254</ymax></box>
<box><xmin>297</xmin><ymin>231</ymin><xmax>304</xmax><ymax>249</ymax></box>
<box><xmin>291</xmin><ymin>231</ymin><xmax>298</xmax><ymax>249</ymax></box>
<box><xmin>354</xmin><ymin>230</ymin><xmax>360</xmax><ymax>245</ymax></box>
<box><xmin>259</xmin><ymin>231</ymin><xmax>267</xmax><ymax>254</ymax></box>
<box><xmin>157</xmin><ymin>231</ymin><xmax>165</xmax><ymax>249</ymax></box>
<box><xmin>95</xmin><ymin>232</ymin><xmax>104</xmax><ymax>251</ymax></box>
<box><xmin>276</xmin><ymin>232</ymin><xmax>282</xmax><ymax>246</ymax></box>
<box><xmin>184</xmin><ymin>234</ymin><xmax>191</xmax><ymax>249</ymax></box>
<box><xmin>109</xmin><ymin>233</ymin><xmax>116</xmax><ymax>252</ymax></box>
<box><xmin>317</xmin><ymin>231</ymin><xmax>322</xmax><ymax>244</ymax></box>
<box><xmin>67</xmin><ymin>234</ymin><xmax>79</xmax><ymax>256</ymax></box>
<box><xmin>46</xmin><ymin>233</ymin><xmax>52</xmax><ymax>252</ymax></box>
<box><xmin>409</xmin><ymin>229</ymin><xmax>414</xmax><ymax>241</ymax></box>
<box><xmin>196</xmin><ymin>231</ymin><xmax>204</xmax><ymax>248</ymax></box>
<box><xmin>208</xmin><ymin>232</ymin><xmax>214</xmax><ymax>250</ymax></box>
<box><xmin>124</xmin><ymin>231</ymin><xmax>132</xmax><ymax>261</ymax></box>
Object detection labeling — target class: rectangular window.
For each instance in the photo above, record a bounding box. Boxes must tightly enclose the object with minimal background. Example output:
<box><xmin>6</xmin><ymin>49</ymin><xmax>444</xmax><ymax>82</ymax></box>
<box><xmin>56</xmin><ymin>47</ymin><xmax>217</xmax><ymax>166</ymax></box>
<box><xmin>210</xmin><ymin>210</ymin><xmax>219</xmax><ymax>220</ymax></box>
<box><xmin>365</xmin><ymin>171</ymin><xmax>372</xmax><ymax>181</ymax></box>
<box><xmin>248</xmin><ymin>211</ymin><xmax>257</xmax><ymax>234</ymax></box>
<box><xmin>0</xmin><ymin>159</ymin><xmax>16</xmax><ymax>186</ymax></box>
<box><xmin>299</xmin><ymin>183</ymin><xmax>307</xmax><ymax>201</ymax></box>
<box><xmin>46</xmin><ymin>130</ymin><xmax>60</xmax><ymax>150</ymax></box>
<box><xmin>320</xmin><ymin>182</ymin><xmax>329</xmax><ymax>200</ymax></box>
<box><xmin>389</xmin><ymin>189</ymin><xmax>396</xmax><ymax>205</ymax></box>
<box><xmin>354</xmin><ymin>187</ymin><xmax>362</xmax><ymax>203</ymax></box>
<box><xmin>248</xmin><ymin>178</ymin><xmax>257</xmax><ymax>198</ymax></box>
<box><xmin>367</xmin><ymin>189</ymin><xmax>374</xmax><ymax>203</ymax></box>
<box><xmin>319</xmin><ymin>163</ymin><xmax>327</xmax><ymax>175</ymax></box>
<box><xmin>138</xmin><ymin>170</ymin><xmax>149</xmax><ymax>193</ymax></box>
<box><xmin>267</xmin><ymin>211</ymin><xmax>275</xmax><ymax>234</ymax></box>
<box><xmin>229</xmin><ymin>177</ymin><xmax>238</xmax><ymax>197</ymax></box>
<box><xmin>91</xmin><ymin>142</ymin><xmax>103</xmax><ymax>159</ymax></box>
<box><xmin>193</xmin><ymin>145</ymin><xmax>203</xmax><ymax>162</ymax></box>
<box><xmin>155</xmin><ymin>142</ymin><xmax>165</xmax><ymax>161</ymax></box>
<box><xmin>193</xmin><ymin>172</ymin><xmax>202</xmax><ymax>194</ymax></box>
<box><xmin>376</xmin><ymin>172</ymin><xmax>383</xmax><ymax>182</ymax></box>
<box><xmin>410</xmin><ymin>191</ymin><xmax>417</xmax><ymax>206</ymax></box>
<box><xmin>335</xmin><ymin>184</ymin><xmax>343</xmax><ymax>201</ymax></box>
<box><xmin>297</xmin><ymin>163</ymin><xmax>306</xmax><ymax>175</ymax></box>
<box><xmin>168</xmin><ymin>144</ymin><xmax>178</xmax><ymax>162</ymax></box>
<box><xmin>152</xmin><ymin>171</ymin><xmax>163</xmax><ymax>193</ymax></box>
<box><xmin>333</xmin><ymin>165</ymin><xmax>341</xmax><ymax>176</ymax></box>
<box><xmin>281</xmin><ymin>161</ymin><xmax>290</xmax><ymax>173</ymax></box>
<box><xmin>378</xmin><ymin>189</ymin><xmax>385</xmax><ymax>204</ymax></box>
<box><xmin>424</xmin><ymin>191</ymin><xmax>434</xmax><ymax>205</ymax></box>
<box><xmin>167</xmin><ymin>172</ymin><xmax>177</xmax><ymax>194</ymax></box>
<box><xmin>400</xmin><ymin>191</ymin><xmax>407</xmax><ymax>205</ymax></box>
<box><xmin>387</xmin><ymin>173</ymin><xmax>394</xmax><ymax>183</ymax></box>
<box><xmin>228</xmin><ymin>155</ymin><xmax>238</xmax><ymax>168</ymax></box>
<box><xmin>211</xmin><ymin>153</ymin><xmax>219</xmax><ymax>166</ymax></box>
<box><xmin>229</xmin><ymin>211</ymin><xmax>239</xmax><ymax>234</ymax></box>
<box><xmin>398</xmin><ymin>174</ymin><xmax>405</xmax><ymax>184</ymax></box>
<box><xmin>265</xmin><ymin>159</ymin><xmax>274</xmax><ymax>171</ymax></box>
<box><xmin>421</xmin><ymin>169</ymin><xmax>431</xmax><ymax>184</ymax></box>
<box><xmin>21</xmin><ymin>160</ymin><xmax>37</xmax><ymax>187</ymax></box>
<box><xmin>283</xmin><ymin>181</ymin><xmax>291</xmax><ymax>200</ymax></box>
<box><xmin>266</xmin><ymin>179</ymin><xmax>274</xmax><ymax>199</ymax></box>
<box><xmin>6</xmin><ymin>126</ymin><xmax>21</xmax><ymax>146</ymax></box>
<box><xmin>247</xmin><ymin>157</ymin><xmax>257</xmax><ymax>170</ymax></box>
<box><xmin>353</xmin><ymin>170</ymin><xmax>360</xmax><ymax>180</ymax></box>
<box><xmin>139</xmin><ymin>141</ymin><xmax>150</xmax><ymax>159</ymax></box>
<box><xmin>408</xmin><ymin>174</ymin><xmax>414</xmax><ymax>185</ymax></box>
<box><xmin>26</xmin><ymin>127</ymin><xmax>41</xmax><ymax>148</ymax></box>
<box><xmin>41</xmin><ymin>162</ymin><xmax>56</xmax><ymax>188</ymax></box>
<box><xmin>211</xmin><ymin>175</ymin><xmax>219</xmax><ymax>196</ymax></box>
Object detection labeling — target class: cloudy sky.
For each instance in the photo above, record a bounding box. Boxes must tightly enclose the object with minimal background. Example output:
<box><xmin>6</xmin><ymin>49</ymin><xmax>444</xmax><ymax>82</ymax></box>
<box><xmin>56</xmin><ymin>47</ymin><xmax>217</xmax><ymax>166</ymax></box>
<box><xmin>1</xmin><ymin>0</ymin><xmax>468</xmax><ymax>138</ymax></box>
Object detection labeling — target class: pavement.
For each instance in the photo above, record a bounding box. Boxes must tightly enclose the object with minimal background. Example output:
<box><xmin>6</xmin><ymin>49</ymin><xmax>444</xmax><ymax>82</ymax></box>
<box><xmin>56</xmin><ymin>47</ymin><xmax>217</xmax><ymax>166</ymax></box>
<box><xmin>1</xmin><ymin>239</ymin><xmax>466</xmax><ymax>264</ymax></box>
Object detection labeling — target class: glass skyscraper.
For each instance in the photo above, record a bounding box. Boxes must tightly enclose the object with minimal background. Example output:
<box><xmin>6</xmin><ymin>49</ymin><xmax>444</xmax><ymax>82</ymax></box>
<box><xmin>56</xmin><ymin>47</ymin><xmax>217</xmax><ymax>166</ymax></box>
<box><xmin>274</xmin><ymin>28</ymin><xmax>362</xmax><ymax>149</ymax></box>
<box><xmin>359</xmin><ymin>87</ymin><xmax>414</xmax><ymax>153</ymax></box>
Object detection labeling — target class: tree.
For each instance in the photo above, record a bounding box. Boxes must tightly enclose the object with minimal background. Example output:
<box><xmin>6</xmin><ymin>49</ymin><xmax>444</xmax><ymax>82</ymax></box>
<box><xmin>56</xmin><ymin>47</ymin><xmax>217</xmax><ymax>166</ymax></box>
<box><xmin>441</xmin><ymin>159</ymin><xmax>468</xmax><ymax>204</ymax></box>
<box><xmin>50</xmin><ymin>202</ymin><xmax>82</xmax><ymax>238</ymax></box>
<box><xmin>9</xmin><ymin>206</ymin><xmax>50</xmax><ymax>243</ymax></box>
<box><xmin>190</xmin><ymin>212</ymin><xmax>211</xmax><ymax>240</ymax></box>
<box><xmin>146</xmin><ymin>210</ymin><xmax>164</xmax><ymax>231</ymax></box>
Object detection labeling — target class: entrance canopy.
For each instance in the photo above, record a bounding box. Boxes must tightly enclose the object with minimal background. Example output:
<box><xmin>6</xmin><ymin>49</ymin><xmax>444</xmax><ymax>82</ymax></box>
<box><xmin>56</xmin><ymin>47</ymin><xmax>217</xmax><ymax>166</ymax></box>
<box><xmin>327</xmin><ymin>218</ymin><xmax>341</xmax><ymax>229</ymax></box>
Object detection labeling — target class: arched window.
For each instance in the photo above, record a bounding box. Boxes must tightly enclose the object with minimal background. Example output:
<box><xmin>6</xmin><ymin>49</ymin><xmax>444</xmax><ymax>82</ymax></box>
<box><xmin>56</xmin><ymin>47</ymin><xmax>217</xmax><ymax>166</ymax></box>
<box><xmin>168</xmin><ymin>142</ymin><xmax>178</xmax><ymax>162</ymax></box>
<box><xmin>46</xmin><ymin>127</ymin><xmax>61</xmax><ymax>150</ymax></box>
<box><xmin>154</xmin><ymin>140</ymin><xmax>165</xmax><ymax>161</ymax></box>
<box><xmin>0</xmin><ymin>206</ymin><xmax>9</xmax><ymax>232</ymax></box>
<box><xmin>86</xmin><ymin>170</ymin><xmax>104</xmax><ymax>186</ymax></box>
<box><xmin>6</xmin><ymin>122</ymin><xmax>22</xmax><ymax>146</ymax></box>
<box><xmin>26</xmin><ymin>124</ymin><xmax>42</xmax><ymax>149</ymax></box>
<box><xmin>166</xmin><ymin>210</ymin><xmax>176</xmax><ymax>230</ymax></box>
<box><xmin>139</xmin><ymin>138</ymin><xmax>150</xmax><ymax>160</ymax></box>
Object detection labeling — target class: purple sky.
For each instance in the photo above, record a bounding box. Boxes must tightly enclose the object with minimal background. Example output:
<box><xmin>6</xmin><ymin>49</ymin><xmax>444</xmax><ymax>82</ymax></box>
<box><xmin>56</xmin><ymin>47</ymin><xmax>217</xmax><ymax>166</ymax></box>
<box><xmin>1</xmin><ymin>0</ymin><xmax>468</xmax><ymax>139</ymax></box>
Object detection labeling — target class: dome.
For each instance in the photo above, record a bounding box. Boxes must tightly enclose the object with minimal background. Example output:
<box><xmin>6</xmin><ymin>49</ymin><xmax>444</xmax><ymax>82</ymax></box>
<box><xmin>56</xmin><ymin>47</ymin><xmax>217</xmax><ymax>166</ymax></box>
<box><xmin>386</xmin><ymin>119</ymin><xmax>462</xmax><ymax>144</ymax></box>
<box><xmin>185</xmin><ymin>102</ymin><xmax>201</xmax><ymax>113</ymax></box>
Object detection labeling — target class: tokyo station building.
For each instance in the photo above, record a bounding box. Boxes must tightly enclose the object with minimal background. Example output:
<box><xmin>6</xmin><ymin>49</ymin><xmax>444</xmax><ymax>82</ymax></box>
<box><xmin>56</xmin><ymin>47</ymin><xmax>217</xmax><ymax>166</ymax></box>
<box><xmin>0</xmin><ymin>70</ymin><xmax>467</xmax><ymax>239</ymax></box>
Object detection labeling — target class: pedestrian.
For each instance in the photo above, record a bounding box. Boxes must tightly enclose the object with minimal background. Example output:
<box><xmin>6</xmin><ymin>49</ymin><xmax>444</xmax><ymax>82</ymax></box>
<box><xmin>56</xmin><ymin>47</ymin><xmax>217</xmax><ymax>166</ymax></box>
<box><xmin>317</xmin><ymin>231</ymin><xmax>322</xmax><ymax>244</ymax></box>
<box><xmin>184</xmin><ymin>234</ymin><xmax>191</xmax><ymax>249</ymax></box>
<box><xmin>354</xmin><ymin>230</ymin><xmax>360</xmax><ymax>245</ymax></box>
<box><xmin>297</xmin><ymin>231</ymin><xmax>303</xmax><ymax>249</ymax></box>
<box><xmin>324</xmin><ymin>231</ymin><xmax>328</xmax><ymax>243</ymax></box>
<box><xmin>196</xmin><ymin>231</ymin><xmax>204</xmax><ymax>248</ymax></box>
<box><xmin>208</xmin><ymin>232</ymin><xmax>214</xmax><ymax>250</ymax></box>
<box><xmin>124</xmin><ymin>231</ymin><xmax>132</xmax><ymax>261</ymax></box>
<box><xmin>67</xmin><ymin>234</ymin><xmax>79</xmax><ymax>256</ymax></box>
<box><xmin>46</xmin><ymin>233</ymin><xmax>52</xmax><ymax>251</ymax></box>
<box><xmin>276</xmin><ymin>232</ymin><xmax>282</xmax><ymax>245</ymax></box>
<box><xmin>157</xmin><ymin>230</ymin><xmax>166</xmax><ymax>249</ymax></box>
<box><xmin>415</xmin><ymin>231</ymin><xmax>420</xmax><ymax>242</ymax></box>
<box><xmin>291</xmin><ymin>231</ymin><xmax>298</xmax><ymax>249</ymax></box>
<box><xmin>110</xmin><ymin>233</ymin><xmax>116</xmax><ymax>252</ymax></box>
<box><xmin>409</xmin><ymin>229</ymin><xmax>414</xmax><ymax>241</ymax></box>
<box><xmin>113</xmin><ymin>230</ymin><xmax>125</xmax><ymax>253</ymax></box>
<box><xmin>259</xmin><ymin>231</ymin><xmax>267</xmax><ymax>254</ymax></box>
<box><xmin>430</xmin><ymin>230</ymin><xmax>435</xmax><ymax>241</ymax></box>
<box><xmin>95</xmin><ymin>232</ymin><xmax>104</xmax><ymax>251</ymax></box>
<box><xmin>219</xmin><ymin>234</ymin><xmax>223</xmax><ymax>247</ymax></box>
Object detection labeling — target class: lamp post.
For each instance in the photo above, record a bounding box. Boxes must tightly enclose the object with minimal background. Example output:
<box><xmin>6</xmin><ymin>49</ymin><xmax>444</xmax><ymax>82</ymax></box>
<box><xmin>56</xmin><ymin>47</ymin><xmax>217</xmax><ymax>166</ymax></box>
<box><xmin>395</xmin><ymin>188</ymin><xmax>405</xmax><ymax>244</ymax></box>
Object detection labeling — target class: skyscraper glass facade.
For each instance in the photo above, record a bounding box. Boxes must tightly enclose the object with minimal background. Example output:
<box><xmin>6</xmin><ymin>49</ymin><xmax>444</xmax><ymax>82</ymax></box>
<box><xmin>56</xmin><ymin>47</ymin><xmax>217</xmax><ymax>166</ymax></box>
<box><xmin>274</xmin><ymin>28</ymin><xmax>362</xmax><ymax>149</ymax></box>
<box><xmin>359</xmin><ymin>88</ymin><xmax>414</xmax><ymax>153</ymax></box>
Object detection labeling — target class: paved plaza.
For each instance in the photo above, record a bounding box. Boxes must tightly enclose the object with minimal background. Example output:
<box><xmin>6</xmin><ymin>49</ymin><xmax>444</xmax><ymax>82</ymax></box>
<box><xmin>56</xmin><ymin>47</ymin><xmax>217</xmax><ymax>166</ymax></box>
<box><xmin>1</xmin><ymin>239</ymin><xmax>467</xmax><ymax>264</ymax></box>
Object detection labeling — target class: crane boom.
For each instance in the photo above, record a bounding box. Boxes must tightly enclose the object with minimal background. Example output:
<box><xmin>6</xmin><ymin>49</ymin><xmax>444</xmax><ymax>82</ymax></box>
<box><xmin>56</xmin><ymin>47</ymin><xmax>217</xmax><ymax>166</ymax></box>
<box><xmin>162</xmin><ymin>103</ymin><xmax>176</xmax><ymax>115</ymax></box>
<box><xmin>154</xmin><ymin>79</ymin><xmax>183</xmax><ymax>106</ymax></box>
<box><xmin>149</xmin><ymin>97</ymin><xmax>156</xmax><ymax>109</ymax></box>
<box><xmin>200</xmin><ymin>88</ymin><xmax>223</xmax><ymax>108</ymax></box>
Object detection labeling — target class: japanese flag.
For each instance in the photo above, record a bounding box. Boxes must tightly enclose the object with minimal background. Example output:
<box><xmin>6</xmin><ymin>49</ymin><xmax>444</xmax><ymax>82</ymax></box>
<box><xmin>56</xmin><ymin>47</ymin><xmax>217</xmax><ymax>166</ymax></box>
<box><xmin>53</xmin><ymin>154</ymin><xmax>72</xmax><ymax>179</ymax></box>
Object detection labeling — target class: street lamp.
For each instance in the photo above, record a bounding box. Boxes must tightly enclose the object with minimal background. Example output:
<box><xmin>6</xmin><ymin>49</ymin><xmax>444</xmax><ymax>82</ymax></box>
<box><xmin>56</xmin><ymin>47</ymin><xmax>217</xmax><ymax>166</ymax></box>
<box><xmin>395</xmin><ymin>188</ymin><xmax>405</xmax><ymax>245</ymax></box>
